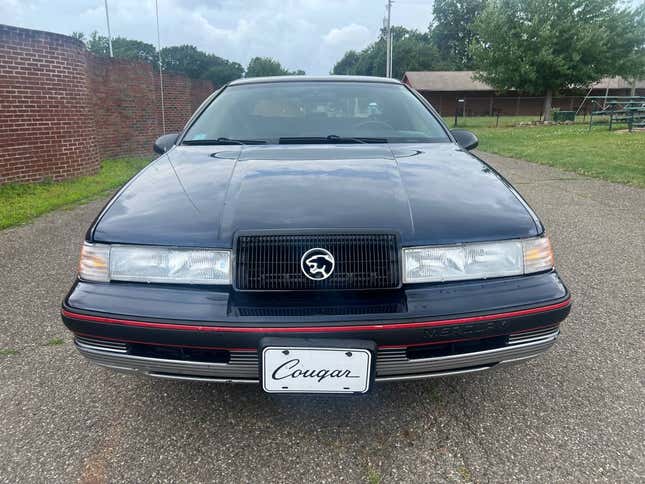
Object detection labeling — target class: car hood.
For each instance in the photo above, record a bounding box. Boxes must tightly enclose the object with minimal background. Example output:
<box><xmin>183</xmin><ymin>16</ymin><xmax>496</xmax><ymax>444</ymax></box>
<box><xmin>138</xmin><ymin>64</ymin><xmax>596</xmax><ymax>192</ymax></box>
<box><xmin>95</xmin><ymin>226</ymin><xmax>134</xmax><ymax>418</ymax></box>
<box><xmin>92</xmin><ymin>144</ymin><xmax>539</xmax><ymax>247</ymax></box>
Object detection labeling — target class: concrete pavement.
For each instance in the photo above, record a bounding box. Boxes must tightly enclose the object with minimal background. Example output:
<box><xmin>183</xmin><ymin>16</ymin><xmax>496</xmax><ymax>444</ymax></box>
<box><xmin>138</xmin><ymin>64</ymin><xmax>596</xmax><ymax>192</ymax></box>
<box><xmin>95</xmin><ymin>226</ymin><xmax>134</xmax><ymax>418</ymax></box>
<box><xmin>0</xmin><ymin>153</ymin><xmax>643</xmax><ymax>483</ymax></box>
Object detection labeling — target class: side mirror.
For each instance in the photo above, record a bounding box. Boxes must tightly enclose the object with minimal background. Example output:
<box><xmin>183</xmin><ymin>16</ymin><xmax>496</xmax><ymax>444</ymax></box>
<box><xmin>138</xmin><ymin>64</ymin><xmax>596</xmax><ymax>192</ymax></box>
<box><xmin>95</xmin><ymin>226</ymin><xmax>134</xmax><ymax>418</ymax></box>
<box><xmin>450</xmin><ymin>129</ymin><xmax>479</xmax><ymax>150</ymax></box>
<box><xmin>153</xmin><ymin>133</ymin><xmax>179</xmax><ymax>154</ymax></box>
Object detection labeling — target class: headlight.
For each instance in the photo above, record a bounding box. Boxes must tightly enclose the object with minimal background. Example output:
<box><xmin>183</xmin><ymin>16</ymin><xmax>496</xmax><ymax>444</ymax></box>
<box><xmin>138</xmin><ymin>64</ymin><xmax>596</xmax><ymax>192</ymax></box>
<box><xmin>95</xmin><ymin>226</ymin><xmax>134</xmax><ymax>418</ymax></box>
<box><xmin>403</xmin><ymin>237</ymin><xmax>554</xmax><ymax>284</ymax></box>
<box><xmin>78</xmin><ymin>243</ymin><xmax>231</xmax><ymax>285</ymax></box>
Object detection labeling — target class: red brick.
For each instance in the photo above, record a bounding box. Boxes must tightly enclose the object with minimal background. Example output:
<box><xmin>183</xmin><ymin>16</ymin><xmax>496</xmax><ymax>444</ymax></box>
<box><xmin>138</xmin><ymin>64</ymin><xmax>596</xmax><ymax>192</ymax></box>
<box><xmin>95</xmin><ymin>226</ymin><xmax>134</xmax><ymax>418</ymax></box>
<box><xmin>0</xmin><ymin>24</ymin><xmax>215</xmax><ymax>184</ymax></box>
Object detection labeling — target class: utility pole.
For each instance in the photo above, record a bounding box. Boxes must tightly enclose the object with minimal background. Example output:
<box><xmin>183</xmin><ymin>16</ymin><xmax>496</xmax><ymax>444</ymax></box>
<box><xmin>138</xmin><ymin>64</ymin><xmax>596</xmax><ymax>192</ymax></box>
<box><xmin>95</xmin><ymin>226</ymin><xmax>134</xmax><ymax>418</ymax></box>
<box><xmin>385</xmin><ymin>0</ymin><xmax>393</xmax><ymax>78</ymax></box>
<box><xmin>104</xmin><ymin>0</ymin><xmax>113</xmax><ymax>57</ymax></box>
<box><xmin>155</xmin><ymin>0</ymin><xmax>166</xmax><ymax>135</ymax></box>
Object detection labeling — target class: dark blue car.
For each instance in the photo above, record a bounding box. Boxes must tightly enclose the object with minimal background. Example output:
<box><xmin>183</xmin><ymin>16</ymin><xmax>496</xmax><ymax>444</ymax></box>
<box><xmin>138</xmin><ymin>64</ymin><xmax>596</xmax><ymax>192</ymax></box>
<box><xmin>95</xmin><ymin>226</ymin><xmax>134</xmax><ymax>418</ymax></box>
<box><xmin>62</xmin><ymin>76</ymin><xmax>570</xmax><ymax>394</ymax></box>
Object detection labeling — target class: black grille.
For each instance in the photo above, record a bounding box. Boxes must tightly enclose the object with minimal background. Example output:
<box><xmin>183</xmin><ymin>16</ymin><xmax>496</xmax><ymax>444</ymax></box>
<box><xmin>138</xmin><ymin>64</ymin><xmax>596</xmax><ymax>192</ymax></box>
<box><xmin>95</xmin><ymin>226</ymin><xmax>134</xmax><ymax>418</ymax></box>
<box><xmin>235</xmin><ymin>233</ymin><xmax>400</xmax><ymax>290</ymax></box>
<box><xmin>233</xmin><ymin>303</ymin><xmax>405</xmax><ymax>317</ymax></box>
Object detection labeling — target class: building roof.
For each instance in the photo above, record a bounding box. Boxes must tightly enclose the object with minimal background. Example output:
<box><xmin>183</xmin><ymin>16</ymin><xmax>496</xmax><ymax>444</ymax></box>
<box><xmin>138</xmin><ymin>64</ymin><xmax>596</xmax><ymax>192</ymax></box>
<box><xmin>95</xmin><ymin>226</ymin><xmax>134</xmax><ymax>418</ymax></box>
<box><xmin>402</xmin><ymin>71</ymin><xmax>494</xmax><ymax>92</ymax></box>
<box><xmin>402</xmin><ymin>71</ymin><xmax>645</xmax><ymax>92</ymax></box>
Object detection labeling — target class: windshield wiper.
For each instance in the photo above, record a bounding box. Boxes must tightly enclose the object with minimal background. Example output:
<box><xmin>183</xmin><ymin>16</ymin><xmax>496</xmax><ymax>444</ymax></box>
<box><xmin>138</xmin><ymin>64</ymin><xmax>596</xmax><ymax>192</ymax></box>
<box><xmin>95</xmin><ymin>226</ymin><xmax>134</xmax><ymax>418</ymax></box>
<box><xmin>279</xmin><ymin>135</ymin><xmax>388</xmax><ymax>144</ymax></box>
<box><xmin>183</xmin><ymin>137</ymin><xmax>267</xmax><ymax>145</ymax></box>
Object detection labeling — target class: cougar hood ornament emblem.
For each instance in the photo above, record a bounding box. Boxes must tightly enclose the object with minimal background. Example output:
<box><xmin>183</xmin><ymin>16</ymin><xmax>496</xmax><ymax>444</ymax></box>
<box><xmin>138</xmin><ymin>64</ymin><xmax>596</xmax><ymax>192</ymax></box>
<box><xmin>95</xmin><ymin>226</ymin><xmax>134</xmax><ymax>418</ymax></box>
<box><xmin>301</xmin><ymin>248</ymin><xmax>335</xmax><ymax>280</ymax></box>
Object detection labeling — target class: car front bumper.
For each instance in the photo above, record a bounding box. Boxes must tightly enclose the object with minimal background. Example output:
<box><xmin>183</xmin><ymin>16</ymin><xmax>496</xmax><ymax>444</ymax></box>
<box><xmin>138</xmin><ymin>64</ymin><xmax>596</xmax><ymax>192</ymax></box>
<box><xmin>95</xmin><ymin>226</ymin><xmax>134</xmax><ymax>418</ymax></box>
<box><xmin>61</xmin><ymin>271</ymin><xmax>570</xmax><ymax>384</ymax></box>
<box><xmin>72</xmin><ymin>325</ymin><xmax>561</xmax><ymax>383</ymax></box>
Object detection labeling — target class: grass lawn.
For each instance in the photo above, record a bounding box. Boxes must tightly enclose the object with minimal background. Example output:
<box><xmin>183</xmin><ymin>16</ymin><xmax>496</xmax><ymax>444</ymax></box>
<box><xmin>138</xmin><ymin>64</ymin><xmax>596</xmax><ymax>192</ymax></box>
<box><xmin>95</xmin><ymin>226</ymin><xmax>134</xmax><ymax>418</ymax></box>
<box><xmin>447</xmin><ymin>116</ymin><xmax>645</xmax><ymax>187</ymax></box>
<box><xmin>0</xmin><ymin>157</ymin><xmax>150</xmax><ymax>230</ymax></box>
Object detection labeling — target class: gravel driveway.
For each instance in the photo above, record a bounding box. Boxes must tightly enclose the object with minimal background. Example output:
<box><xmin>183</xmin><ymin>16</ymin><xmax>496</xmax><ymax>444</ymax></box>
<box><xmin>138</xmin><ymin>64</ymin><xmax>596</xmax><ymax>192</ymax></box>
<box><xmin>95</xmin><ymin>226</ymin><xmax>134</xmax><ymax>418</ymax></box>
<box><xmin>0</xmin><ymin>153</ymin><xmax>643</xmax><ymax>483</ymax></box>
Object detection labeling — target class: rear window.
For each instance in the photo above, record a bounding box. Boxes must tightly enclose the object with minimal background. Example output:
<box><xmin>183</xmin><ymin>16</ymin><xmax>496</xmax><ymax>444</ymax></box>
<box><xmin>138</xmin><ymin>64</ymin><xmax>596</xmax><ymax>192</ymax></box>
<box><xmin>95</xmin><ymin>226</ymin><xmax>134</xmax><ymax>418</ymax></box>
<box><xmin>184</xmin><ymin>81</ymin><xmax>449</xmax><ymax>144</ymax></box>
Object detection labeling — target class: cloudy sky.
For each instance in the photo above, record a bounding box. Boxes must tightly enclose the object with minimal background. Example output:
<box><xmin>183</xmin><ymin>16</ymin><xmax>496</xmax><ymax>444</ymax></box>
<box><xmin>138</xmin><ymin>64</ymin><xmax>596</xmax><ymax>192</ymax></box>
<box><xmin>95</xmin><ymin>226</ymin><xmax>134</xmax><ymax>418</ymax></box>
<box><xmin>0</xmin><ymin>0</ymin><xmax>435</xmax><ymax>74</ymax></box>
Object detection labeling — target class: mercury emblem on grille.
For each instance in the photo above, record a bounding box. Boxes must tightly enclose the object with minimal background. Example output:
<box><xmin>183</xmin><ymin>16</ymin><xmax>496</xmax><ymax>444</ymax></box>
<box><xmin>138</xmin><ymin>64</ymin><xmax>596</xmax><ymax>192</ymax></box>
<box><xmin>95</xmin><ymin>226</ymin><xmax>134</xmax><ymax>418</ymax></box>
<box><xmin>300</xmin><ymin>248</ymin><xmax>335</xmax><ymax>281</ymax></box>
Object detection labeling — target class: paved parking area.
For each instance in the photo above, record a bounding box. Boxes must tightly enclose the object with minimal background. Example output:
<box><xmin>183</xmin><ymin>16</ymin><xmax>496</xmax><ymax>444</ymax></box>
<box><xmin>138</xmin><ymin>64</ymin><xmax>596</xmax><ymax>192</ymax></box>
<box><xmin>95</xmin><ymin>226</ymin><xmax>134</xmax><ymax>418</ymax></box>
<box><xmin>0</xmin><ymin>153</ymin><xmax>643</xmax><ymax>483</ymax></box>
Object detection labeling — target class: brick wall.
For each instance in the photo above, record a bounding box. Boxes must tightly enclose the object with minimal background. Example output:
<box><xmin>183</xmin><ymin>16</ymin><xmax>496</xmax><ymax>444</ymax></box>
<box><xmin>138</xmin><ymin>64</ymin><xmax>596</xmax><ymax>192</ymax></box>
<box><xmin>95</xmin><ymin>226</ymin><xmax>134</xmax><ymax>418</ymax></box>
<box><xmin>156</xmin><ymin>71</ymin><xmax>194</xmax><ymax>134</ymax></box>
<box><xmin>0</xmin><ymin>24</ymin><xmax>215</xmax><ymax>184</ymax></box>
<box><xmin>87</xmin><ymin>56</ymin><xmax>160</xmax><ymax>159</ymax></box>
<box><xmin>190</xmin><ymin>79</ymin><xmax>216</xmax><ymax>113</ymax></box>
<box><xmin>0</xmin><ymin>25</ymin><xmax>100</xmax><ymax>184</ymax></box>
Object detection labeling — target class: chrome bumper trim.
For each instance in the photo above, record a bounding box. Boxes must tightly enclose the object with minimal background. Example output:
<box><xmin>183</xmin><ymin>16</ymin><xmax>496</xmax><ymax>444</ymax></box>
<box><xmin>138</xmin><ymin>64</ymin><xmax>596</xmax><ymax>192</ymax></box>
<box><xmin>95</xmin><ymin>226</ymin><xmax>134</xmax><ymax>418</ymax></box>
<box><xmin>75</xmin><ymin>341</ymin><xmax>259</xmax><ymax>379</ymax></box>
<box><xmin>148</xmin><ymin>373</ymin><xmax>259</xmax><ymax>384</ymax></box>
<box><xmin>76</xmin><ymin>336</ymin><xmax>128</xmax><ymax>353</ymax></box>
<box><xmin>375</xmin><ymin>331</ymin><xmax>558</xmax><ymax>377</ymax></box>
<box><xmin>75</xmin><ymin>329</ymin><xmax>558</xmax><ymax>383</ymax></box>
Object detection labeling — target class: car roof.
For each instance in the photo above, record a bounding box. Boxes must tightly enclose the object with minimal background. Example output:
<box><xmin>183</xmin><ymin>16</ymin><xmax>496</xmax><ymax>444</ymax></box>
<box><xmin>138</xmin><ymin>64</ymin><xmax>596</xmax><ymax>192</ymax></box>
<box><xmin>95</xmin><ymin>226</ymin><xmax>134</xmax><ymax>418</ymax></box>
<box><xmin>228</xmin><ymin>75</ymin><xmax>403</xmax><ymax>86</ymax></box>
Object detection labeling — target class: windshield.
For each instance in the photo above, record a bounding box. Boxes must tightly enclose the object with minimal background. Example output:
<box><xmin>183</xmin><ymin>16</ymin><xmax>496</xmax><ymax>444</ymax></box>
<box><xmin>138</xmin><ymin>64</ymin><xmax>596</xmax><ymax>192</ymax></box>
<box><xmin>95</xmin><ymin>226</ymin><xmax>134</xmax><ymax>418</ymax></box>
<box><xmin>183</xmin><ymin>81</ymin><xmax>449</xmax><ymax>144</ymax></box>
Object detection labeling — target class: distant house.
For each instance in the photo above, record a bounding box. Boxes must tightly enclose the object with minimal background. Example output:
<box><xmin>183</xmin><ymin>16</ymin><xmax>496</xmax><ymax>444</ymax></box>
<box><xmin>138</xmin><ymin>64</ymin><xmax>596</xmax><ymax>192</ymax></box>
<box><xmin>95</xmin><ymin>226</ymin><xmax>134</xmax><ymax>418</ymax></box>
<box><xmin>402</xmin><ymin>71</ymin><xmax>645</xmax><ymax>117</ymax></box>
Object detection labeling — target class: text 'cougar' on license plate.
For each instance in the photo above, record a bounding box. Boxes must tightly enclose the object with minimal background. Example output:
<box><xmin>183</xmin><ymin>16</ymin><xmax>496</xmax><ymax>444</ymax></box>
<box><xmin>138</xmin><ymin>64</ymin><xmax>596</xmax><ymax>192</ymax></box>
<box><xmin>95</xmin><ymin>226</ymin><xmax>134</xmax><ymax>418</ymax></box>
<box><xmin>262</xmin><ymin>347</ymin><xmax>372</xmax><ymax>394</ymax></box>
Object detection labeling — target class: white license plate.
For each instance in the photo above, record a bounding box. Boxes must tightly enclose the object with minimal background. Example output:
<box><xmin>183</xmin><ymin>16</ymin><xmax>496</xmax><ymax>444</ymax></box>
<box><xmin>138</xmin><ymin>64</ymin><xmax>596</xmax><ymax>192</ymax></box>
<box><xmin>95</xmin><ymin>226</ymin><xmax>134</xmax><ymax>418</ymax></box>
<box><xmin>262</xmin><ymin>346</ymin><xmax>372</xmax><ymax>394</ymax></box>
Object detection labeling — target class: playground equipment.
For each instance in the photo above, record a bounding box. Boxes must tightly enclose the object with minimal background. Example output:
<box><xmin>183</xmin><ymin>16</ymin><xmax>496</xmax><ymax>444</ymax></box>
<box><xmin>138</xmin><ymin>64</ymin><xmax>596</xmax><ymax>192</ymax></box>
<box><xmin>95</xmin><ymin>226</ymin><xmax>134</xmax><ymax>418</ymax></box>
<box><xmin>587</xmin><ymin>96</ymin><xmax>645</xmax><ymax>131</ymax></box>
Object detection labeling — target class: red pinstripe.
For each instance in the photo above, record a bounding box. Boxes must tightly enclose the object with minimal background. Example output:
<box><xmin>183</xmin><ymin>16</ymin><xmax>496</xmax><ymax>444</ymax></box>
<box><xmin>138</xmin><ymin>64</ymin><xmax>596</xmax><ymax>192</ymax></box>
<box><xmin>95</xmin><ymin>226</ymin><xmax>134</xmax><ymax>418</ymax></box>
<box><xmin>62</xmin><ymin>298</ymin><xmax>570</xmax><ymax>334</ymax></box>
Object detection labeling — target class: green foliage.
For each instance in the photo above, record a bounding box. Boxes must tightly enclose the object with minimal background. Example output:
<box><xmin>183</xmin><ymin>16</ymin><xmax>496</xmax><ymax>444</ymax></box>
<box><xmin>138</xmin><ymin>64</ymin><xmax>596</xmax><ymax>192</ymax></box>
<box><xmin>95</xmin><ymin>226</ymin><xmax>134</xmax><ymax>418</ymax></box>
<box><xmin>332</xmin><ymin>50</ymin><xmax>361</xmax><ymax>75</ymax></box>
<box><xmin>470</xmin><ymin>0</ymin><xmax>645</xmax><ymax>95</ymax></box>
<box><xmin>0</xmin><ymin>157</ymin><xmax>150</xmax><ymax>230</ymax></box>
<box><xmin>75</xmin><ymin>31</ymin><xmax>304</xmax><ymax>84</ymax></box>
<box><xmin>332</xmin><ymin>35</ymin><xmax>386</xmax><ymax>77</ymax></box>
<box><xmin>391</xmin><ymin>29</ymin><xmax>451</xmax><ymax>77</ymax></box>
<box><xmin>605</xmin><ymin>4</ymin><xmax>645</xmax><ymax>82</ymax></box>
<box><xmin>246</xmin><ymin>57</ymin><xmax>305</xmax><ymax>77</ymax></box>
<box><xmin>332</xmin><ymin>27</ymin><xmax>451</xmax><ymax>78</ymax></box>
<box><xmin>332</xmin><ymin>0</ymin><xmax>643</xmax><ymax>89</ymax></box>
<box><xmin>366</xmin><ymin>466</ymin><xmax>382</xmax><ymax>484</ymax></box>
<box><xmin>160</xmin><ymin>45</ymin><xmax>244</xmax><ymax>84</ymax></box>
<box><xmin>202</xmin><ymin>62</ymin><xmax>244</xmax><ymax>86</ymax></box>
<box><xmin>161</xmin><ymin>45</ymin><xmax>208</xmax><ymax>78</ymax></box>
<box><xmin>85</xmin><ymin>31</ymin><xmax>157</xmax><ymax>64</ymax></box>
<box><xmin>430</xmin><ymin>0</ymin><xmax>488</xmax><ymax>69</ymax></box>
<box><xmin>332</xmin><ymin>0</ymin><xmax>486</xmax><ymax>77</ymax></box>
<box><xmin>45</xmin><ymin>338</ymin><xmax>65</xmax><ymax>346</ymax></box>
<box><xmin>85</xmin><ymin>31</ymin><xmax>110</xmax><ymax>56</ymax></box>
<box><xmin>75</xmin><ymin>32</ymin><xmax>245</xmax><ymax>85</ymax></box>
<box><xmin>112</xmin><ymin>37</ymin><xmax>157</xmax><ymax>64</ymax></box>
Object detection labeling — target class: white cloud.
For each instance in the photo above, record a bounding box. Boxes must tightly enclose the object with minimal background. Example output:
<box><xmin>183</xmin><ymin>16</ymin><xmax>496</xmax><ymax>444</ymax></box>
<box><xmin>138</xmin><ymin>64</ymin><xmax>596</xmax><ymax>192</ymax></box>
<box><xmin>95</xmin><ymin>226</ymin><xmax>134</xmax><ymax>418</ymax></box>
<box><xmin>323</xmin><ymin>23</ymin><xmax>370</xmax><ymax>48</ymax></box>
<box><xmin>0</xmin><ymin>0</ymin><xmax>434</xmax><ymax>74</ymax></box>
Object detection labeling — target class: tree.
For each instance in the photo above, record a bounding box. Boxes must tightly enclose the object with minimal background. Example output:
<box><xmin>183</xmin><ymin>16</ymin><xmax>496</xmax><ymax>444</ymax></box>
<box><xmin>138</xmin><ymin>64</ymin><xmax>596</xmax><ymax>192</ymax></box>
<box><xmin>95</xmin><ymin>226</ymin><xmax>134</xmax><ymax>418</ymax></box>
<box><xmin>605</xmin><ymin>4</ymin><xmax>645</xmax><ymax>93</ymax></box>
<box><xmin>471</xmin><ymin>0</ymin><xmax>645</xmax><ymax>120</ymax></box>
<box><xmin>331</xmin><ymin>50</ymin><xmax>361</xmax><ymax>75</ymax></box>
<box><xmin>160</xmin><ymin>45</ymin><xmax>210</xmax><ymax>78</ymax></box>
<box><xmin>75</xmin><ymin>33</ymin><xmax>244</xmax><ymax>85</ymax></box>
<box><xmin>85</xmin><ymin>31</ymin><xmax>110</xmax><ymax>56</ymax></box>
<box><xmin>202</xmin><ymin>61</ymin><xmax>245</xmax><ymax>86</ymax></box>
<box><xmin>111</xmin><ymin>38</ymin><xmax>157</xmax><ymax>64</ymax></box>
<box><xmin>390</xmin><ymin>28</ymin><xmax>450</xmax><ymax>78</ymax></box>
<box><xmin>332</xmin><ymin>27</ymin><xmax>450</xmax><ymax>79</ymax></box>
<box><xmin>430</xmin><ymin>0</ymin><xmax>487</xmax><ymax>69</ymax></box>
<box><xmin>246</xmin><ymin>57</ymin><xmax>305</xmax><ymax>77</ymax></box>
<box><xmin>82</xmin><ymin>31</ymin><xmax>157</xmax><ymax>64</ymax></box>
